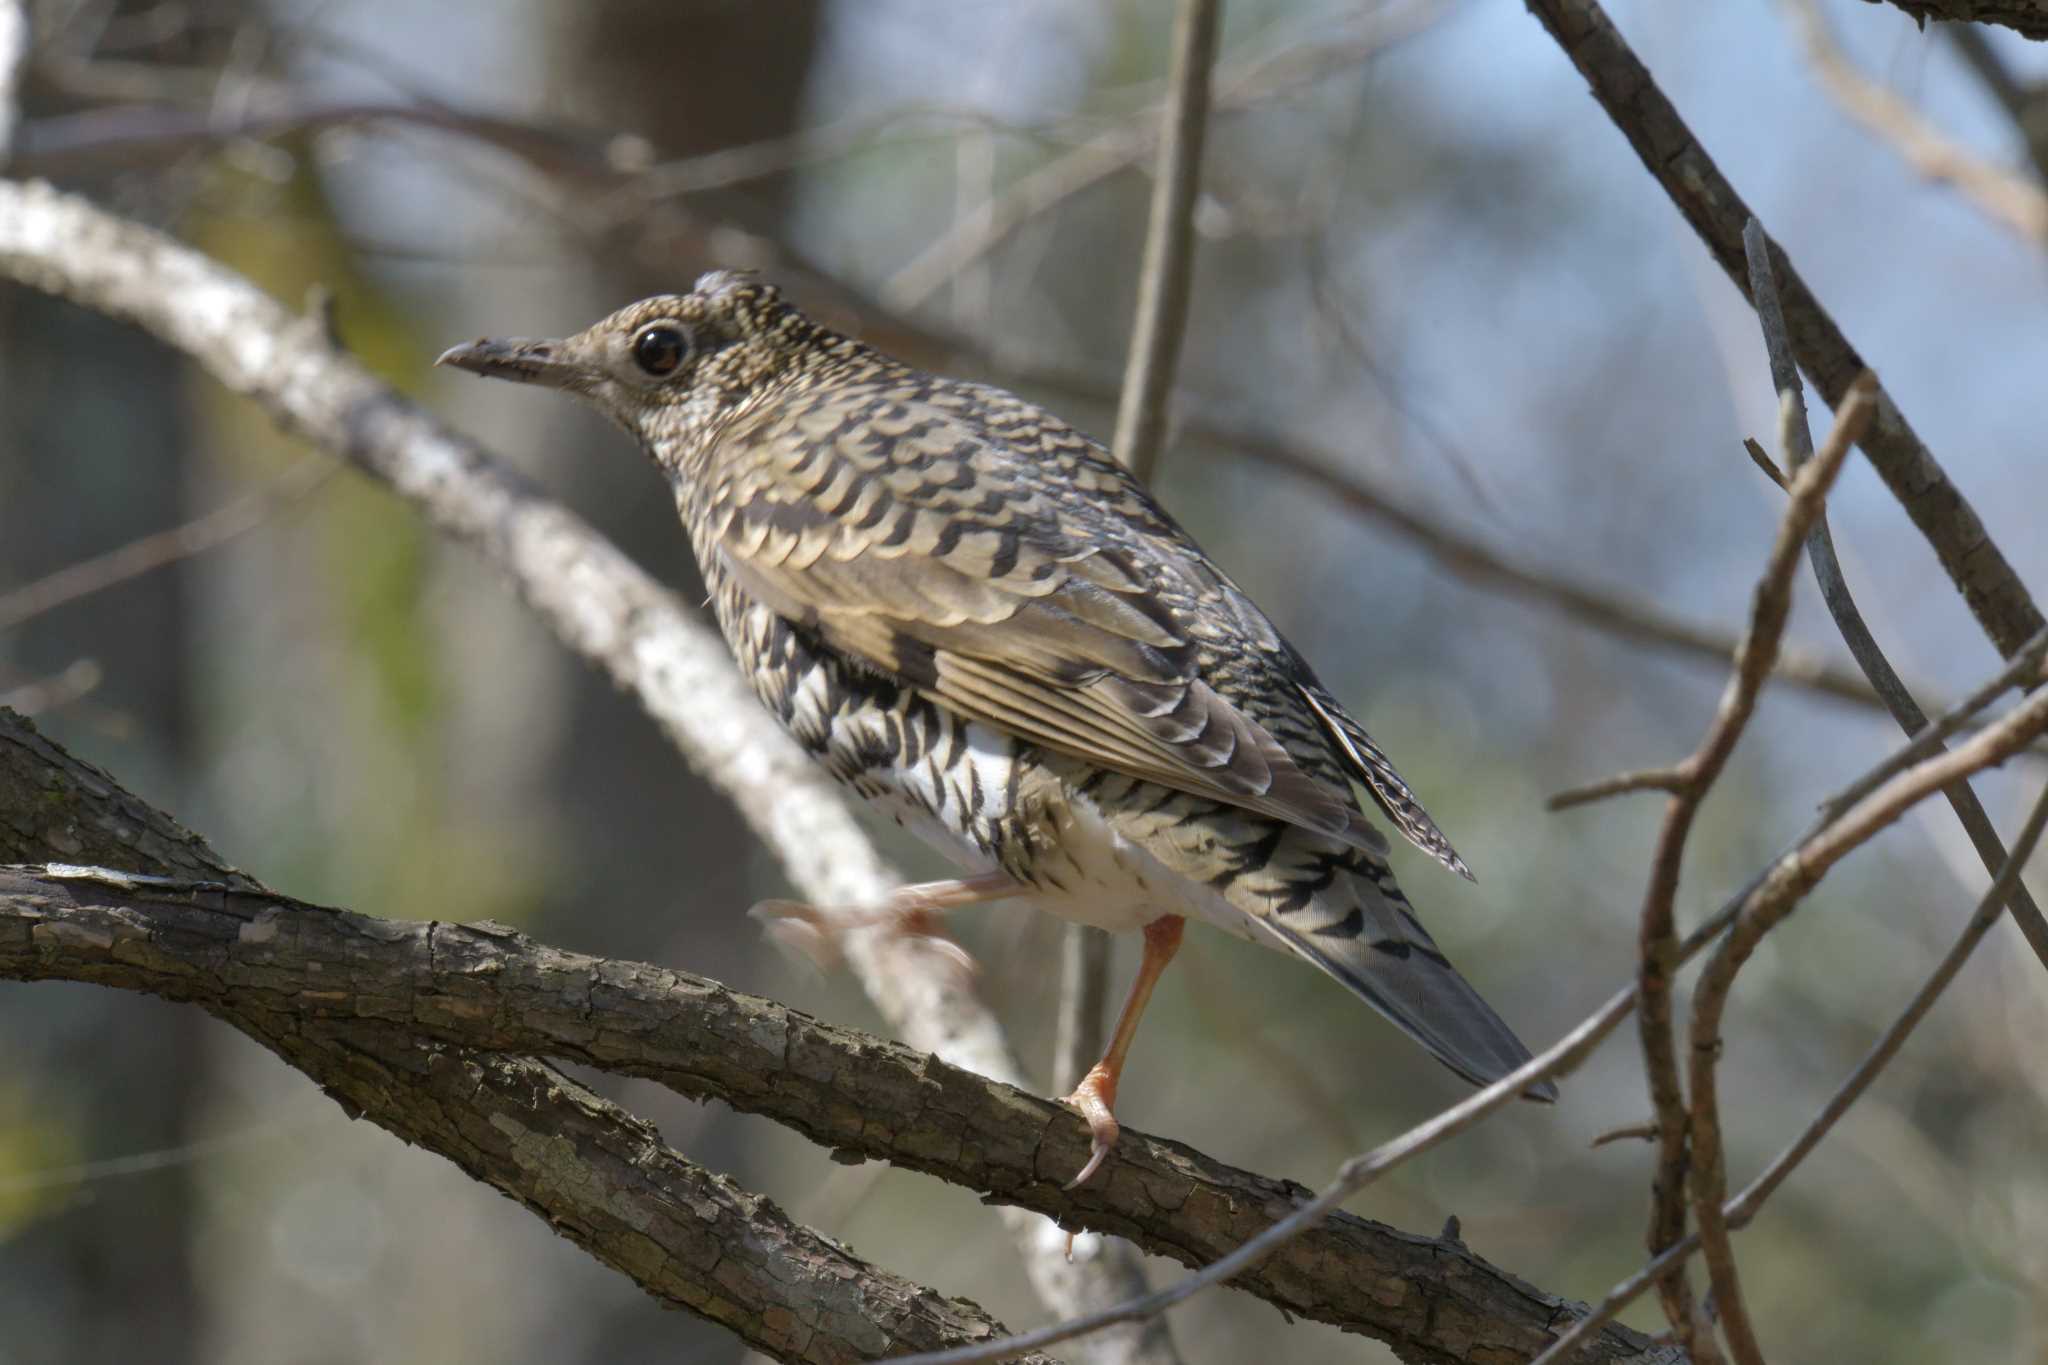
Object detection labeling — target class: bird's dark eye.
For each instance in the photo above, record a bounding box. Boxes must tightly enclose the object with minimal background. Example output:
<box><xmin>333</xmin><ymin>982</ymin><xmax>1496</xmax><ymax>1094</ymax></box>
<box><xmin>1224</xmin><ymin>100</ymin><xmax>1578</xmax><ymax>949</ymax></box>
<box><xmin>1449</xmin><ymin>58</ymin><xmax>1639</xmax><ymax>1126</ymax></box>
<box><xmin>632</xmin><ymin>325</ymin><xmax>689</xmax><ymax>377</ymax></box>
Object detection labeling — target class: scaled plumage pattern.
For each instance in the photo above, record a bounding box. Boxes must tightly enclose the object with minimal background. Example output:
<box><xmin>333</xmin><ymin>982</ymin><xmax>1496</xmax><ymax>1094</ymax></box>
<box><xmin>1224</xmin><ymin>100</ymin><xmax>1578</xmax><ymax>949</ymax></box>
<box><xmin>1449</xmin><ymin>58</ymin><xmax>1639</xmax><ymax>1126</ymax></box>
<box><xmin>440</xmin><ymin>272</ymin><xmax>1553</xmax><ymax>1185</ymax></box>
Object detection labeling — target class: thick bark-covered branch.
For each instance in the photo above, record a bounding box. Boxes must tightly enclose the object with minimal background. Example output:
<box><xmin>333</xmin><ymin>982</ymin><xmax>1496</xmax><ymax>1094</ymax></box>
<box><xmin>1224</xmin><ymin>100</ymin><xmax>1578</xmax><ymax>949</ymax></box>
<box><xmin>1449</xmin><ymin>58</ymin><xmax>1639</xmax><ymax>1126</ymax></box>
<box><xmin>0</xmin><ymin>706</ymin><xmax>1675</xmax><ymax>1365</ymax></box>
<box><xmin>0</xmin><ymin>713</ymin><xmax>1044</xmax><ymax>1365</ymax></box>
<box><xmin>1858</xmin><ymin>0</ymin><xmax>2048</xmax><ymax>39</ymax></box>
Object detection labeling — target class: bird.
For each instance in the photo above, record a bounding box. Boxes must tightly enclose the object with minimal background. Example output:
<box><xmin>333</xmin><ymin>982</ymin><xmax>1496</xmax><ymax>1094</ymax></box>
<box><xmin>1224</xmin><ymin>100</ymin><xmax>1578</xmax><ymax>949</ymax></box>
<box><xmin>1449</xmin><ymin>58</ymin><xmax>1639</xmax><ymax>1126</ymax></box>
<box><xmin>438</xmin><ymin>271</ymin><xmax>1555</xmax><ymax>1187</ymax></box>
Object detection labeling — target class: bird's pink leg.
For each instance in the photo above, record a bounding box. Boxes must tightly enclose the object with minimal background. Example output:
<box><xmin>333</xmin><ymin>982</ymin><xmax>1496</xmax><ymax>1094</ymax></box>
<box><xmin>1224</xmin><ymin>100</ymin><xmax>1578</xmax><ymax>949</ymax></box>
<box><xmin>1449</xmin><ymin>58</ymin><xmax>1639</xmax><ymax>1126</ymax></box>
<box><xmin>750</xmin><ymin>872</ymin><xmax>1021</xmax><ymax>969</ymax></box>
<box><xmin>1064</xmin><ymin>914</ymin><xmax>1185</xmax><ymax>1189</ymax></box>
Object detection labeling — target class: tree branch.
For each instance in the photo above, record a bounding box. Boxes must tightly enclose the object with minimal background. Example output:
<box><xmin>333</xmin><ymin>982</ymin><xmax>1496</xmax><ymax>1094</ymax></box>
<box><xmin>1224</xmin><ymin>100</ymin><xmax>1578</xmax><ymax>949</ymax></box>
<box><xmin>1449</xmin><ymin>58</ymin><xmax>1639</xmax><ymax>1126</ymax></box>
<box><xmin>0</xmin><ymin>705</ymin><xmax>1675</xmax><ymax>1365</ymax></box>
<box><xmin>1533</xmin><ymin>775</ymin><xmax>2048</xmax><ymax>1362</ymax></box>
<box><xmin>0</xmin><ymin>718</ymin><xmax>1049</xmax><ymax>1365</ymax></box>
<box><xmin>1524</xmin><ymin>0</ymin><xmax>2046</xmax><ymax>660</ymax></box>
<box><xmin>1742</xmin><ymin>218</ymin><xmax>2048</xmax><ymax>968</ymax></box>
<box><xmin>1111</xmin><ymin>0</ymin><xmax>1218</xmax><ymax>485</ymax></box>
<box><xmin>1630</xmin><ymin>376</ymin><xmax>1871</xmax><ymax>1360</ymax></box>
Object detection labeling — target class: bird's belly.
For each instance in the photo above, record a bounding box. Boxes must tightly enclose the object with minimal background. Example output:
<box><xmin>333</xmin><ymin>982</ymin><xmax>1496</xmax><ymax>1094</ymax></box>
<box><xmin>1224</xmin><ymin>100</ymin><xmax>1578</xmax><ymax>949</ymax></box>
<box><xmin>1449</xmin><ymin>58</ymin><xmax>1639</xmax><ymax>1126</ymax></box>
<box><xmin>750</xmin><ymin>618</ymin><xmax>1265</xmax><ymax>939</ymax></box>
<box><xmin>1015</xmin><ymin>781</ymin><xmax>1257</xmax><ymax>938</ymax></box>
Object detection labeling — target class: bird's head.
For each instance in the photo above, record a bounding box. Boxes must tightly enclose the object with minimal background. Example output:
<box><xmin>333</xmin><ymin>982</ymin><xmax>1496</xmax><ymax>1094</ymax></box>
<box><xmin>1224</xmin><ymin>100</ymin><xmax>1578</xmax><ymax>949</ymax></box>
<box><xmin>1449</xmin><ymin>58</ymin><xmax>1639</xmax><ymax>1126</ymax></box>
<box><xmin>437</xmin><ymin>271</ymin><xmax>843</xmax><ymax>472</ymax></box>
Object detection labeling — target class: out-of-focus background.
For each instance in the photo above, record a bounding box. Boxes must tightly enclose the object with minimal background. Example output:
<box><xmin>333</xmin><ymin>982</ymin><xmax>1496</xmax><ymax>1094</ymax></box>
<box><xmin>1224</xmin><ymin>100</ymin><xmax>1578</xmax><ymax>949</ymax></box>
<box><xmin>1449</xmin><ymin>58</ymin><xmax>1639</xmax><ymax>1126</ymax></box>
<box><xmin>3</xmin><ymin>1</ymin><xmax>2045</xmax><ymax>1361</ymax></box>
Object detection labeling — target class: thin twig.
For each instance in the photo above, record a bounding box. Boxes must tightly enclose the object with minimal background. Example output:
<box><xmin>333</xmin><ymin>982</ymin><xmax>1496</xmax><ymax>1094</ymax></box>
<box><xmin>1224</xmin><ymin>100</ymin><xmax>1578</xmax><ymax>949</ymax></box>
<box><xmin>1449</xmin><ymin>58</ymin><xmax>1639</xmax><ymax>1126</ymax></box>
<box><xmin>1111</xmin><ymin>0</ymin><xmax>1219</xmax><ymax>486</ymax></box>
<box><xmin>1209</xmin><ymin>419</ymin><xmax>1905</xmax><ymax>714</ymax></box>
<box><xmin>1547</xmin><ymin>766</ymin><xmax>1689</xmax><ymax>812</ymax></box>
<box><xmin>1818</xmin><ymin>622</ymin><xmax>2048</xmax><ymax>827</ymax></box>
<box><xmin>1785</xmin><ymin>0</ymin><xmax>2048</xmax><ymax>245</ymax></box>
<box><xmin>0</xmin><ymin>657</ymin><xmax>101</xmax><ymax>715</ymax></box>
<box><xmin>0</xmin><ymin>455</ymin><xmax>336</xmax><ymax>631</ymax></box>
<box><xmin>1588</xmin><ymin>1122</ymin><xmax>1659</xmax><ymax>1149</ymax></box>
<box><xmin>1681</xmin><ymin>618</ymin><xmax>2048</xmax><ymax>1365</ymax></box>
<box><xmin>1636</xmin><ymin>378</ymin><xmax>1871</xmax><ymax>1359</ymax></box>
<box><xmin>1524</xmin><ymin>0</ymin><xmax>2044</xmax><ymax>659</ymax></box>
<box><xmin>1535</xmin><ymin>779</ymin><xmax>2048</xmax><ymax>1364</ymax></box>
<box><xmin>1740</xmin><ymin>437</ymin><xmax>1789</xmax><ymax>493</ymax></box>
<box><xmin>1743</xmin><ymin>217</ymin><xmax>2048</xmax><ymax>975</ymax></box>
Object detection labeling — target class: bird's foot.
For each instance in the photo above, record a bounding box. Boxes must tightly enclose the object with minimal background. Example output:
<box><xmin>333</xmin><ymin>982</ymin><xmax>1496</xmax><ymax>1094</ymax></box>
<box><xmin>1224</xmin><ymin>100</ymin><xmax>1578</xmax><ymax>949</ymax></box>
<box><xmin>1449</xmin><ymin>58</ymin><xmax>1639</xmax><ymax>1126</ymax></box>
<box><xmin>1061</xmin><ymin>1062</ymin><xmax>1121</xmax><ymax>1189</ymax></box>
<box><xmin>749</xmin><ymin>898</ymin><xmax>975</xmax><ymax>977</ymax></box>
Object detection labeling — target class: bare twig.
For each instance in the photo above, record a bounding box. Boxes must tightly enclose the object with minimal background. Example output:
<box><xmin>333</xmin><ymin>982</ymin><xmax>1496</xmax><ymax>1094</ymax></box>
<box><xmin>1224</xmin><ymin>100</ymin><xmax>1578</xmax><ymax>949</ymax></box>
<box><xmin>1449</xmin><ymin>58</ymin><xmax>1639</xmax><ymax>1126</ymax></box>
<box><xmin>0</xmin><ymin>455</ymin><xmax>335</xmax><ymax>631</ymax></box>
<box><xmin>1786</xmin><ymin>0</ymin><xmax>2048</xmax><ymax>245</ymax></box>
<box><xmin>1537</xmin><ymin>780</ymin><xmax>2048</xmax><ymax>1364</ymax></box>
<box><xmin>1743</xmin><ymin>218</ymin><xmax>2048</xmax><ymax>975</ymax></box>
<box><xmin>1680</xmin><ymin>645</ymin><xmax>2048</xmax><ymax>1365</ymax></box>
<box><xmin>1819</xmin><ymin>623</ymin><xmax>2048</xmax><ymax>826</ymax></box>
<box><xmin>1211</xmin><ymin>419</ymin><xmax>1906</xmax><ymax>714</ymax></box>
<box><xmin>1547</xmin><ymin>766</ymin><xmax>1689</xmax><ymax>811</ymax></box>
<box><xmin>1053</xmin><ymin>924</ymin><xmax>1112</xmax><ymax>1095</ymax></box>
<box><xmin>1525</xmin><ymin>0</ymin><xmax>2045</xmax><ymax>659</ymax></box>
<box><xmin>1740</xmin><ymin>437</ymin><xmax>1789</xmax><ymax>493</ymax></box>
<box><xmin>1111</xmin><ymin>0</ymin><xmax>1218</xmax><ymax>486</ymax></box>
<box><xmin>1632</xmin><ymin>376</ymin><xmax>1873</xmax><ymax>1359</ymax></box>
<box><xmin>0</xmin><ymin>657</ymin><xmax>101</xmax><ymax>715</ymax></box>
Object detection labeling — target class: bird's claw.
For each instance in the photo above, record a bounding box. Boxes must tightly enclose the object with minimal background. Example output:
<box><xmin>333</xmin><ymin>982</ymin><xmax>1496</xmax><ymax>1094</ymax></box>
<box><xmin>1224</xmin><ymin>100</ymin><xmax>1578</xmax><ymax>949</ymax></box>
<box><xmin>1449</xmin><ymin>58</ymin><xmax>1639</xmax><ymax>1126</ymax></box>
<box><xmin>1062</xmin><ymin>1067</ymin><xmax>1121</xmax><ymax>1189</ymax></box>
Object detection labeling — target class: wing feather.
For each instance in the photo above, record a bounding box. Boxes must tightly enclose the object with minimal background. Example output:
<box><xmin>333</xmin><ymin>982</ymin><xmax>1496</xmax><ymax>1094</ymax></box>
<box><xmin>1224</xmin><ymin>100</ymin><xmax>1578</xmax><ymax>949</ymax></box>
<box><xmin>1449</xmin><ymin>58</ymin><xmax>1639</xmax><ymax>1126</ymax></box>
<box><xmin>709</xmin><ymin>397</ymin><xmax>1442</xmax><ymax>860</ymax></box>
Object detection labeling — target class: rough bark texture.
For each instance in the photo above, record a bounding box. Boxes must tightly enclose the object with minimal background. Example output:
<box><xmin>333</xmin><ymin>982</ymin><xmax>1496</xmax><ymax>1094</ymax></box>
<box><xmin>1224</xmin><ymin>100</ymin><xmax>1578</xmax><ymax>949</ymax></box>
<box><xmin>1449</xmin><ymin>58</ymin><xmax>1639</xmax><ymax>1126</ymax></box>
<box><xmin>0</xmin><ymin>711</ymin><xmax>1045</xmax><ymax>1365</ymax></box>
<box><xmin>1858</xmin><ymin>0</ymin><xmax>2048</xmax><ymax>37</ymax></box>
<box><xmin>1526</xmin><ymin>0</ymin><xmax>2045</xmax><ymax>660</ymax></box>
<box><xmin>0</xmin><ymin>706</ymin><xmax>1677</xmax><ymax>1365</ymax></box>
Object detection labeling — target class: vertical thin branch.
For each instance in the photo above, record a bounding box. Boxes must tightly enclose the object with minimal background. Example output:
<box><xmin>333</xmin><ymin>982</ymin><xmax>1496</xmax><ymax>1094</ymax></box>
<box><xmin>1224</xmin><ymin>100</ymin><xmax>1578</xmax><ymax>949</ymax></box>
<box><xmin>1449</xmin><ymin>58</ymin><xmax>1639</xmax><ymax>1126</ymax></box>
<box><xmin>1055</xmin><ymin>0</ymin><xmax>1221</xmax><ymax>1165</ymax></box>
<box><xmin>1054</xmin><ymin>923</ymin><xmax>1114</xmax><ymax>1093</ymax></box>
<box><xmin>1110</xmin><ymin>0</ymin><xmax>1220</xmax><ymax>484</ymax></box>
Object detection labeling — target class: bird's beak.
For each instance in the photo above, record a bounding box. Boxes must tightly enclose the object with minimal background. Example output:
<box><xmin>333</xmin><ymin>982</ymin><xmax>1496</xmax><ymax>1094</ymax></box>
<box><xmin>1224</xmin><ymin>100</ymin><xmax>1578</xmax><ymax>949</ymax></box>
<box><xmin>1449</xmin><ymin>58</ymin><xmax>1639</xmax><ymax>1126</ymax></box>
<box><xmin>435</xmin><ymin>336</ymin><xmax>582</xmax><ymax>389</ymax></box>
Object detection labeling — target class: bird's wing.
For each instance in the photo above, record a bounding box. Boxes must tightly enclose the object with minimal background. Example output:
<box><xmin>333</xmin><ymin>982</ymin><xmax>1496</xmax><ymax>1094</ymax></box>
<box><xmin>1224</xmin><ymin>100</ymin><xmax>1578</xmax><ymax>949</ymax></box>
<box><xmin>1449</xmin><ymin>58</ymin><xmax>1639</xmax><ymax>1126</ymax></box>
<box><xmin>708</xmin><ymin>384</ymin><xmax>1456</xmax><ymax>862</ymax></box>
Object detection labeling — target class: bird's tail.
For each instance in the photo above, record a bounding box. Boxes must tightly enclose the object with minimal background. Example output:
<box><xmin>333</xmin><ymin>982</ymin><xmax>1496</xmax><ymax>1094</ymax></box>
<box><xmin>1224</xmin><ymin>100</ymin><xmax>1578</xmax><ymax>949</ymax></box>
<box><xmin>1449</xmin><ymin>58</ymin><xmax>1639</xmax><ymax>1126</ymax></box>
<box><xmin>1256</xmin><ymin>867</ymin><xmax>1556</xmax><ymax>1103</ymax></box>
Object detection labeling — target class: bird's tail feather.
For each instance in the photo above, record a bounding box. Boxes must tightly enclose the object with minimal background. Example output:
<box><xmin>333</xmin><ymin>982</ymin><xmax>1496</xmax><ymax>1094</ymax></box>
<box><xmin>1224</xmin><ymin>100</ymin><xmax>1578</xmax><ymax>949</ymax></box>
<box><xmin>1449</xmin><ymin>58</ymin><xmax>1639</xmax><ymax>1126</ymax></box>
<box><xmin>1261</xmin><ymin>890</ymin><xmax>1556</xmax><ymax>1103</ymax></box>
